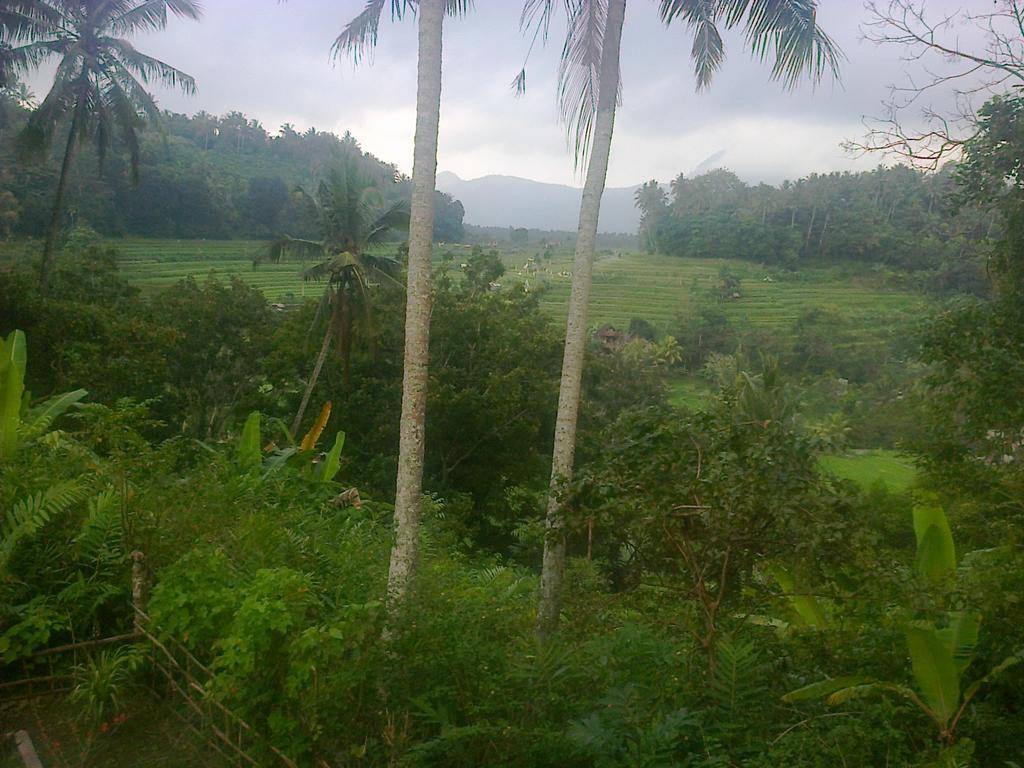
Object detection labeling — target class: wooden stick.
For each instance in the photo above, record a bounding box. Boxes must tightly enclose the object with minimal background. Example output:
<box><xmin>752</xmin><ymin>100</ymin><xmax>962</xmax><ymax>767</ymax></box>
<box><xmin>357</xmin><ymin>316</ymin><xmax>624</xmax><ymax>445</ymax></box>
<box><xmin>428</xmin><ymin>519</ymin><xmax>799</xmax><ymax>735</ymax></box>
<box><xmin>23</xmin><ymin>633</ymin><xmax>139</xmax><ymax>659</ymax></box>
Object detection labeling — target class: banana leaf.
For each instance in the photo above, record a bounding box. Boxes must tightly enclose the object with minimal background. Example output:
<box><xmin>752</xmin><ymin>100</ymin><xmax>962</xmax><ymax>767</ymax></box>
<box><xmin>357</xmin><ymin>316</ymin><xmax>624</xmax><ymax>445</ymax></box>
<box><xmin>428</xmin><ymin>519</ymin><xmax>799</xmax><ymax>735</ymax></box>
<box><xmin>769</xmin><ymin>564</ymin><xmax>830</xmax><ymax>629</ymax></box>
<box><xmin>316</xmin><ymin>430</ymin><xmax>346</xmax><ymax>484</ymax></box>
<box><xmin>782</xmin><ymin>675</ymin><xmax>875</xmax><ymax>703</ymax></box>
<box><xmin>0</xmin><ymin>330</ymin><xmax>26</xmax><ymax>460</ymax></box>
<box><xmin>913</xmin><ymin>498</ymin><xmax>956</xmax><ymax>579</ymax></box>
<box><xmin>238</xmin><ymin>411</ymin><xmax>262</xmax><ymax>470</ymax></box>
<box><xmin>906</xmin><ymin>622</ymin><xmax>961</xmax><ymax>727</ymax></box>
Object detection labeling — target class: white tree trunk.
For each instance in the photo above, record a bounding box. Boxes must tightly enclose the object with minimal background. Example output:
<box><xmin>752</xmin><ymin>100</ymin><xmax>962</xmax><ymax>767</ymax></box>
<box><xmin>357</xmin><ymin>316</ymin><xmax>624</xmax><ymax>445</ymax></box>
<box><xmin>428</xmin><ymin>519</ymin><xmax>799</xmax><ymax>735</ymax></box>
<box><xmin>387</xmin><ymin>0</ymin><xmax>444</xmax><ymax>610</ymax></box>
<box><xmin>537</xmin><ymin>0</ymin><xmax>627</xmax><ymax>641</ymax></box>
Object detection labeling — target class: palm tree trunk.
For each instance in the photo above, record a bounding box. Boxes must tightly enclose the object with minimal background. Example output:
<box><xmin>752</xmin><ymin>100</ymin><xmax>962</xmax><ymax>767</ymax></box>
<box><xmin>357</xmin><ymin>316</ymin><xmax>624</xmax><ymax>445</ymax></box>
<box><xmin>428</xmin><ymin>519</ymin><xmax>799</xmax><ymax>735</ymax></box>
<box><xmin>387</xmin><ymin>0</ymin><xmax>444</xmax><ymax>610</ymax></box>
<box><xmin>40</xmin><ymin>104</ymin><xmax>82</xmax><ymax>295</ymax></box>
<box><xmin>536</xmin><ymin>0</ymin><xmax>626</xmax><ymax>642</ymax></box>
<box><xmin>291</xmin><ymin>323</ymin><xmax>334</xmax><ymax>437</ymax></box>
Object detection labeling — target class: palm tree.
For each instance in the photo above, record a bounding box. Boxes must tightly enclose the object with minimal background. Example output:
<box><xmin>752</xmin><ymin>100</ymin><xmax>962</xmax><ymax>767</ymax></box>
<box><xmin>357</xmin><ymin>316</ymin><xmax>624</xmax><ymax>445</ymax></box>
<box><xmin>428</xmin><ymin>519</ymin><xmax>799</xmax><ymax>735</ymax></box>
<box><xmin>8</xmin><ymin>0</ymin><xmax>201</xmax><ymax>293</ymax></box>
<box><xmin>333</xmin><ymin>0</ymin><xmax>468</xmax><ymax>610</ymax></box>
<box><xmin>259</xmin><ymin>158</ymin><xmax>408</xmax><ymax>436</ymax></box>
<box><xmin>0</xmin><ymin>2</ymin><xmax>51</xmax><ymax>126</ymax></box>
<box><xmin>522</xmin><ymin>0</ymin><xmax>842</xmax><ymax>642</ymax></box>
<box><xmin>635</xmin><ymin>179</ymin><xmax>667</xmax><ymax>253</ymax></box>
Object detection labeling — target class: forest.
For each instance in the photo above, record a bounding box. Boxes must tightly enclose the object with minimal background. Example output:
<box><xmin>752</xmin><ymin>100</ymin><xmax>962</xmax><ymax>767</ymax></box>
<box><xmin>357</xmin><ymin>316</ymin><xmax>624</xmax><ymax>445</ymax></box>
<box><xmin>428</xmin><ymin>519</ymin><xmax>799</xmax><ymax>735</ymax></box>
<box><xmin>1</xmin><ymin>1</ymin><xmax>1023</xmax><ymax>768</ymax></box>
<box><xmin>0</xmin><ymin>101</ymin><xmax>467</xmax><ymax>242</ymax></box>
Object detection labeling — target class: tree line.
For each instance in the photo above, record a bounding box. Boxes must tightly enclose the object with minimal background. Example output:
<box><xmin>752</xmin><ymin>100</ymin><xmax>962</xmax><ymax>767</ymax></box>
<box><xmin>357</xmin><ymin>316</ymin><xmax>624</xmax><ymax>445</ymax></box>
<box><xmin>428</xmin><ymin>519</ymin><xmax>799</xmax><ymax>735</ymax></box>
<box><xmin>636</xmin><ymin>165</ymin><xmax>995</xmax><ymax>278</ymax></box>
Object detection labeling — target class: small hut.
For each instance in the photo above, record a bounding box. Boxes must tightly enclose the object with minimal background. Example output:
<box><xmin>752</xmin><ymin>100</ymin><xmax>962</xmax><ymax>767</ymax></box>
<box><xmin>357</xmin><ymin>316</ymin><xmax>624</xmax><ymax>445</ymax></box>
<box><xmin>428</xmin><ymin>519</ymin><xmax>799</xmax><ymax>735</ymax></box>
<box><xmin>593</xmin><ymin>324</ymin><xmax>628</xmax><ymax>351</ymax></box>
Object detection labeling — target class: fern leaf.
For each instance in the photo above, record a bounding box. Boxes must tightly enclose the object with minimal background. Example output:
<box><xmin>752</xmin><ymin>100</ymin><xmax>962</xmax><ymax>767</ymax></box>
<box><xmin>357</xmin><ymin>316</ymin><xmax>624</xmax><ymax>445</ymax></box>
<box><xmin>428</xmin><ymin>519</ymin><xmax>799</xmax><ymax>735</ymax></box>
<box><xmin>708</xmin><ymin>638</ymin><xmax>765</xmax><ymax>717</ymax></box>
<box><xmin>76</xmin><ymin>488</ymin><xmax>122</xmax><ymax>562</ymax></box>
<box><xmin>1</xmin><ymin>480</ymin><xmax>86</xmax><ymax>573</ymax></box>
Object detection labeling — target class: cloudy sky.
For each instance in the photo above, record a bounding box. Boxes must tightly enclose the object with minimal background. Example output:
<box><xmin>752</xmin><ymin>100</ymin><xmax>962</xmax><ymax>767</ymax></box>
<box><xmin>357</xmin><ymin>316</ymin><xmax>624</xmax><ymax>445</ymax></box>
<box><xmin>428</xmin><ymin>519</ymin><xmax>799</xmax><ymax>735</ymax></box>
<box><xmin>26</xmin><ymin>0</ymin><xmax>981</xmax><ymax>187</ymax></box>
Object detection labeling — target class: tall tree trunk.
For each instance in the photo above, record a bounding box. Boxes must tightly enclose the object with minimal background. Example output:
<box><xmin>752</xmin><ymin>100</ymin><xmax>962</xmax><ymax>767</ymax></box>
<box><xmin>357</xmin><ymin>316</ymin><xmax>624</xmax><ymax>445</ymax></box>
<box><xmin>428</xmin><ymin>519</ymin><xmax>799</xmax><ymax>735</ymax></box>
<box><xmin>39</xmin><ymin>105</ymin><xmax>82</xmax><ymax>294</ymax></box>
<box><xmin>291</xmin><ymin>321</ymin><xmax>334</xmax><ymax>437</ymax></box>
<box><xmin>805</xmin><ymin>204</ymin><xmax>817</xmax><ymax>245</ymax></box>
<box><xmin>536</xmin><ymin>0</ymin><xmax>626</xmax><ymax>642</ymax></box>
<box><xmin>387</xmin><ymin>0</ymin><xmax>444</xmax><ymax>610</ymax></box>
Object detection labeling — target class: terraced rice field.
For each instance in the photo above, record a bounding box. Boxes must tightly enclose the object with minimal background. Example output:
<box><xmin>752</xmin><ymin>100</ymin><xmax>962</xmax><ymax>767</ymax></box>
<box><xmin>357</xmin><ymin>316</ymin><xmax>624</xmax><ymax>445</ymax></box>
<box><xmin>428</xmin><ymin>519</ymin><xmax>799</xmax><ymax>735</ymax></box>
<box><xmin>506</xmin><ymin>251</ymin><xmax>928</xmax><ymax>350</ymax></box>
<box><xmin>116</xmin><ymin>238</ymin><xmax>315</xmax><ymax>300</ymax></box>
<box><xmin>112</xmin><ymin>239</ymin><xmax>928</xmax><ymax>348</ymax></box>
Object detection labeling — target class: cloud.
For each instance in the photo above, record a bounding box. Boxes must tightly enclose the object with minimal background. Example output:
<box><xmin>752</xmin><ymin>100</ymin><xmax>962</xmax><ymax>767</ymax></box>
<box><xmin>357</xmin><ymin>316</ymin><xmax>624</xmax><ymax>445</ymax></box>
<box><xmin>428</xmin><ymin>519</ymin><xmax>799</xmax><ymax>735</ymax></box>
<box><xmin>21</xmin><ymin>0</ymin><xmax>980</xmax><ymax>187</ymax></box>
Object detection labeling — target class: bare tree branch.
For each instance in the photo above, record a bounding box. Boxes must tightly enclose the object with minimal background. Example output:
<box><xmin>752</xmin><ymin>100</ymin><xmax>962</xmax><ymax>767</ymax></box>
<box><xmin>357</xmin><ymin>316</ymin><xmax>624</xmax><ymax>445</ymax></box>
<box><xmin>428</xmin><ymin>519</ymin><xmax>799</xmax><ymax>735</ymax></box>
<box><xmin>853</xmin><ymin>0</ymin><xmax>1024</xmax><ymax>169</ymax></box>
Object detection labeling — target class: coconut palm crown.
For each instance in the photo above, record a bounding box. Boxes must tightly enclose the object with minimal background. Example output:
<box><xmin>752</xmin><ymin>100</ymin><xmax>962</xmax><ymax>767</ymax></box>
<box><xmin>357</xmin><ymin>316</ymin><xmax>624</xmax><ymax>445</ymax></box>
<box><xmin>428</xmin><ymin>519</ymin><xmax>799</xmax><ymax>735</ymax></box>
<box><xmin>259</xmin><ymin>157</ymin><xmax>408</xmax><ymax>433</ymax></box>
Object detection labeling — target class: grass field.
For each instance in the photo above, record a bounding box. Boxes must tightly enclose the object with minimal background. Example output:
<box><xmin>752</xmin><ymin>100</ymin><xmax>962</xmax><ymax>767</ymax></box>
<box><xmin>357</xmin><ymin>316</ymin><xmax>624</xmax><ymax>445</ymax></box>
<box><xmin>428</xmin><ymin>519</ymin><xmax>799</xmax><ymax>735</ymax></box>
<box><xmin>820</xmin><ymin>449</ymin><xmax>918</xmax><ymax>492</ymax></box>
<box><xmin>110</xmin><ymin>239</ymin><xmax>929</xmax><ymax>352</ymax></box>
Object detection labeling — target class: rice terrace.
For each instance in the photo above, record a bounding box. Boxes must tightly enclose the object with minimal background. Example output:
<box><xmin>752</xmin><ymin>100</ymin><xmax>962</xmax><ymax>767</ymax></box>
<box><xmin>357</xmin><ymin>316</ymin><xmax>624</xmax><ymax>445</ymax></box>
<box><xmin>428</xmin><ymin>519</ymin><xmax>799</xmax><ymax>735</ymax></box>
<box><xmin>116</xmin><ymin>237</ymin><xmax>929</xmax><ymax>338</ymax></box>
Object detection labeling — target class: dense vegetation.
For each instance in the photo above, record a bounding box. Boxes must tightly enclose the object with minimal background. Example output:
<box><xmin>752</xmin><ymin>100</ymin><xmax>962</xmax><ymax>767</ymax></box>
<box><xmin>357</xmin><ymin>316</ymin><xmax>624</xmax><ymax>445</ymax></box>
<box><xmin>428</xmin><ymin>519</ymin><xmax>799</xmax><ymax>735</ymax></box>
<box><xmin>2</xmin><ymin>2</ymin><xmax>1023</xmax><ymax>767</ymax></box>
<box><xmin>3</xmin><ymin>161</ymin><xmax>1023</xmax><ymax>765</ymax></box>
<box><xmin>637</xmin><ymin>166</ymin><xmax>992</xmax><ymax>292</ymax></box>
<box><xmin>0</xmin><ymin>98</ymin><xmax>466</xmax><ymax>243</ymax></box>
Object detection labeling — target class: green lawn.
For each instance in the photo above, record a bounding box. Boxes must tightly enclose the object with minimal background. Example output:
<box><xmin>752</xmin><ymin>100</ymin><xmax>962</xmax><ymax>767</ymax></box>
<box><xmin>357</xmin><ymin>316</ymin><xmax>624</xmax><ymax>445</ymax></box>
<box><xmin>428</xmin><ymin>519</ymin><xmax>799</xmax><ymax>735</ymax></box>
<box><xmin>819</xmin><ymin>449</ymin><xmax>918</xmax><ymax>492</ymax></box>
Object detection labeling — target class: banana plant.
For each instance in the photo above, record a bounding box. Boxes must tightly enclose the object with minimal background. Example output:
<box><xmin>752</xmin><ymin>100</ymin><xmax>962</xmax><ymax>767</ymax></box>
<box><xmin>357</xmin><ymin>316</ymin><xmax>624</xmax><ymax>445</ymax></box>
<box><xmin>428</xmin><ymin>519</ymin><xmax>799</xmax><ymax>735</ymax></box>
<box><xmin>783</xmin><ymin>499</ymin><xmax>1022</xmax><ymax>749</ymax></box>
<box><xmin>235</xmin><ymin>402</ymin><xmax>345</xmax><ymax>484</ymax></box>
<box><xmin>1</xmin><ymin>330</ymin><xmax>86</xmax><ymax>460</ymax></box>
<box><xmin>783</xmin><ymin>613</ymin><xmax>1021</xmax><ymax>747</ymax></box>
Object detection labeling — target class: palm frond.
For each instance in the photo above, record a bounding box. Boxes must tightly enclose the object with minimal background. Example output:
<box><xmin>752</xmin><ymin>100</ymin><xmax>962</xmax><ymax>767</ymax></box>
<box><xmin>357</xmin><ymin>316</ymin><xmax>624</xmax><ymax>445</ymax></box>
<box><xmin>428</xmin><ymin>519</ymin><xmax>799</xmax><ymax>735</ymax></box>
<box><xmin>260</xmin><ymin>236</ymin><xmax>327</xmax><ymax>266</ymax></box>
<box><xmin>660</xmin><ymin>0</ymin><xmax>722</xmax><ymax>91</ymax></box>
<box><xmin>558</xmin><ymin>0</ymin><xmax>615</xmax><ymax>168</ymax></box>
<box><xmin>361</xmin><ymin>198</ymin><xmax>409</xmax><ymax>245</ymax></box>
<box><xmin>330</xmin><ymin>0</ymin><xmax>469</xmax><ymax>65</ymax></box>
<box><xmin>303</xmin><ymin>258</ymin><xmax>343</xmax><ymax>282</ymax></box>
<box><xmin>104</xmin><ymin>37</ymin><xmax>197</xmax><ymax>95</ymax></box>
<box><xmin>443</xmin><ymin>0</ymin><xmax>473</xmax><ymax>18</ymax></box>
<box><xmin>512</xmin><ymin>0</ymin><xmax>571</xmax><ymax>97</ymax></box>
<box><xmin>16</xmin><ymin>55</ymin><xmax>81</xmax><ymax>157</ymax></box>
<box><xmin>10</xmin><ymin>0</ymin><xmax>199</xmax><ymax>178</ymax></box>
<box><xmin>331</xmin><ymin>0</ymin><xmax>396</xmax><ymax>65</ymax></box>
<box><xmin>106</xmin><ymin>0</ymin><xmax>203</xmax><ymax>36</ymax></box>
<box><xmin>360</xmin><ymin>252</ymin><xmax>404</xmax><ymax>288</ymax></box>
<box><xmin>660</xmin><ymin>0</ymin><xmax>841</xmax><ymax>91</ymax></box>
<box><xmin>737</xmin><ymin>0</ymin><xmax>841</xmax><ymax>88</ymax></box>
<box><xmin>4</xmin><ymin>38</ymin><xmax>71</xmax><ymax>74</ymax></box>
<box><xmin>99</xmin><ymin>74</ymin><xmax>146</xmax><ymax>178</ymax></box>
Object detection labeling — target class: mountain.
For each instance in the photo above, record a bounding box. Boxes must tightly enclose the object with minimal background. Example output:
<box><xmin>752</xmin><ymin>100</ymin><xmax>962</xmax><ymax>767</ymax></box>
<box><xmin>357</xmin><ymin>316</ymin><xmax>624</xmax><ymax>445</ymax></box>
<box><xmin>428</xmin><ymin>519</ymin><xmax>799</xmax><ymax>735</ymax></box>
<box><xmin>436</xmin><ymin>172</ymin><xmax>641</xmax><ymax>234</ymax></box>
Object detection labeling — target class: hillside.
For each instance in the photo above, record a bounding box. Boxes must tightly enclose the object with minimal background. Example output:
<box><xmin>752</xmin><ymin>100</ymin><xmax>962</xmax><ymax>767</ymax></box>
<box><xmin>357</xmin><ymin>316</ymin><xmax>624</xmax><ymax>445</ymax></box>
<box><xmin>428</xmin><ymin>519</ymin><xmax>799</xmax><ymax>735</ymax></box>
<box><xmin>437</xmin><ymin>171</ymin><xmax>640</xmax><ymax>233</ymax></box>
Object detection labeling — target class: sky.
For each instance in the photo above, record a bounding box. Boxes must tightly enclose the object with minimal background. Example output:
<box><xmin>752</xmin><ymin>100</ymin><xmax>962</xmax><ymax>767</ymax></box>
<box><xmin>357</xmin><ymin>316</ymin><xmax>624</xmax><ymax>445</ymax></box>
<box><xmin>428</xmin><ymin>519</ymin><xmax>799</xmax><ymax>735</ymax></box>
<box><xmin>25</xmin><ymin>0</ymin><xmax>985</xmax><ymax>187</ymax></box>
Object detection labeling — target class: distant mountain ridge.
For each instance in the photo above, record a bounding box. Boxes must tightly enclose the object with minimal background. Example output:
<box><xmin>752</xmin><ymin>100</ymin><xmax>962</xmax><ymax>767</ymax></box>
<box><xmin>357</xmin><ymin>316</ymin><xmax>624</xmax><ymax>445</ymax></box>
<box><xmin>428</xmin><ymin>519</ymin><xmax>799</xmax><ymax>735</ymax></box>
<box><xmin>437</xmin><ymin>171</ymin><xmax>641</xmax><ymax>234</ymax></box>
